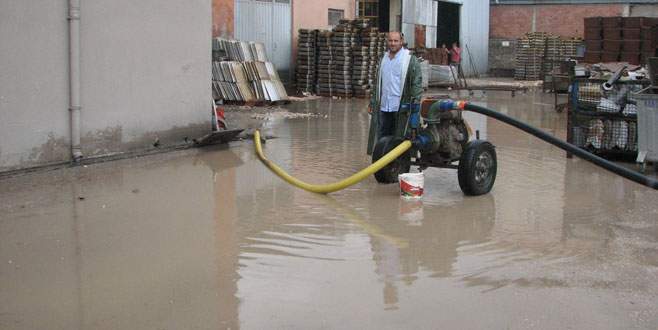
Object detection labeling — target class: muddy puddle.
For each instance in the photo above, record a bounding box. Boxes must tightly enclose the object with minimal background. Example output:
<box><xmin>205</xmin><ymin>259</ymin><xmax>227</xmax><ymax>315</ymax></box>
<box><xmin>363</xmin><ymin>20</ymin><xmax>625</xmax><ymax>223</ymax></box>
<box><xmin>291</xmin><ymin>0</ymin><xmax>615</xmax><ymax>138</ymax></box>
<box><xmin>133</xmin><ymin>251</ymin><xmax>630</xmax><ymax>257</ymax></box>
<box><xmin>1</xmin><ymin>91</ymin><xmax>657</xmax><ymax>329</ymax></box>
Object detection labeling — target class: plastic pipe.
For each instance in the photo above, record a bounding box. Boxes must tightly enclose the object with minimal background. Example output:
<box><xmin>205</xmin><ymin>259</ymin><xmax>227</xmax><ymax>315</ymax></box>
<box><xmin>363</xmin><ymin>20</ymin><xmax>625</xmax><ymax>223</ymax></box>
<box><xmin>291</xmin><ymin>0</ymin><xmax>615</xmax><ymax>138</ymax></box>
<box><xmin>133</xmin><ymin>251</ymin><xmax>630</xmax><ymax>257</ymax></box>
<box><xmin>254</xmin><ymin>130</ymin><xmax>412</xmax><ymax>194</ymax></box>
<box><xmin>68</xmin><ymin>0</ymin><xmax>83</xmax><ymax>162</ymax></box>
<box><xmin>602</xmin><ymin>65</ymin><xmax>627</xmax><ymax>91</ymax></box>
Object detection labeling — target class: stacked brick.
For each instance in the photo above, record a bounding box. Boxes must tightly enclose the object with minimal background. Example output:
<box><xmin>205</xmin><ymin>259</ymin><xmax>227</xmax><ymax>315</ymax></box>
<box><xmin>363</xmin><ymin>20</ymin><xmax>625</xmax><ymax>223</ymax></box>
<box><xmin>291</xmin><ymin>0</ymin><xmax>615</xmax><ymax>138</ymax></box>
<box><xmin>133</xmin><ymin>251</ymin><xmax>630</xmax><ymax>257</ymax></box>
<box><xmin>295</xmin><ymin>29</ymin><xmax>317</xmax><ymax>94</ymax></box>
<box><xmin>584</xmin><ymin>16</ymin><xmax>658</xmax><ymax>65</ymax></box>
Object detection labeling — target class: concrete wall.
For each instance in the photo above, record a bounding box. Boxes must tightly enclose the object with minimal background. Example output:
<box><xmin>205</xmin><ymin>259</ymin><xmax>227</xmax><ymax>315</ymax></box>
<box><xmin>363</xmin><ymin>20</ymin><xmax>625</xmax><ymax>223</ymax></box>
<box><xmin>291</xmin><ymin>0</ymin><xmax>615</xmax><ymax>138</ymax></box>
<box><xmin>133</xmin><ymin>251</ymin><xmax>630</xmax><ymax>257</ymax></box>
<box><xmin>489</xmin><ymin>38</ymin><xmax>517</xmax><ymax>77</ymax></box>
<box><xmin>0</xmin><ymin>0</ymin><xmax>71</xmax><ymax>171</ymax></box>
<box><xmin>213</xmin><ymin>0</ymin><xmax>235</xmax><ymax>38</ymax></box>
<box><xmin>630</xmin><ymin>4</ymin><xmax>658</xmax><ymax>18</ymax></box>
<box><xmin>0</xmin><ymin>0</ymin><xmax>211</xmax><ymax>172</ymax></box>
<box><xmin>490</xmin><ymin>4</ymin><xmax>624</xmax><ymax>38</ymax></box>
<box><xmin>390</xmin><ymin>0</ymin><xmax>402</xmax><ymax>32</ymax></box>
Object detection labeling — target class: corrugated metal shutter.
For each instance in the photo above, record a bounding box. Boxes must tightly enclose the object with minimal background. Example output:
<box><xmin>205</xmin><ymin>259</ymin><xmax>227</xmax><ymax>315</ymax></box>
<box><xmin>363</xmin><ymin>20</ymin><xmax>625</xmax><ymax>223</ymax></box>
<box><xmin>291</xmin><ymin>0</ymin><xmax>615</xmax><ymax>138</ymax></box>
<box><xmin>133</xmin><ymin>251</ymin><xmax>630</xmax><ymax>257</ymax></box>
<box><xmin>401</xmin><ymin>0</ymin><xmax>438</xmax><ymax>48</ymax></box>
<box><xmin>235</xmin><ymin>0</ymin><xmax>291</xmax><ymax>76</ymax></box>
<box><xmin>460</xmin><ymin>0</ymin><xmax>489</xmax><ymax>76</ymax></box>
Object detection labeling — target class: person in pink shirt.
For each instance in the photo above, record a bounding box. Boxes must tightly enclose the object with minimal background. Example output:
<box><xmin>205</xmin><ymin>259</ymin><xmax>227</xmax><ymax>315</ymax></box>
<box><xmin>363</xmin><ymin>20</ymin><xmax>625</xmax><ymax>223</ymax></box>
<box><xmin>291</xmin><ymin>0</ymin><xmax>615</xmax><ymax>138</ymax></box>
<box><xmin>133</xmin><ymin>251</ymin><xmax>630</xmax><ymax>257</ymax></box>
<box><xmin>450</xmin><ymin>42</ymin><xmax>461</xmax><ymax>64</ymax></box>
<box><xmin>450</xmin><ymin>42</ymin><xmax>463</xmax><ymax>78</ymax></box>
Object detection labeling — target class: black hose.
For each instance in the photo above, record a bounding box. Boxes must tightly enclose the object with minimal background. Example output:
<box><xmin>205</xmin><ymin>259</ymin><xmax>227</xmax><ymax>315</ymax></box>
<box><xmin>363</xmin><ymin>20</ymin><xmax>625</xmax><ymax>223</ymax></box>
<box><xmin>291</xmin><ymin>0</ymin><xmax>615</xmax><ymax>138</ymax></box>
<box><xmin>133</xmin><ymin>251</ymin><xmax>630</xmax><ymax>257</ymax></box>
<box><xmin>464</xmin><ymin>103</ymin><xmax>658</xmax><ymax>190</ymax></box>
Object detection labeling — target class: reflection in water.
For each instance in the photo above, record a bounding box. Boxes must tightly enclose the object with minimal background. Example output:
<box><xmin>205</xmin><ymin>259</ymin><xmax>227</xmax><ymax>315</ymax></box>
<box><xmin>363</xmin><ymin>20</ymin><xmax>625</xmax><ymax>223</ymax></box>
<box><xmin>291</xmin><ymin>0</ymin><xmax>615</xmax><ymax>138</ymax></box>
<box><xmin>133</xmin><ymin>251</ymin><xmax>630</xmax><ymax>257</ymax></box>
<box><xmin>1</xmin><ymin>91</ymin><xmax>658</xmax><ymax>329</ymax></box>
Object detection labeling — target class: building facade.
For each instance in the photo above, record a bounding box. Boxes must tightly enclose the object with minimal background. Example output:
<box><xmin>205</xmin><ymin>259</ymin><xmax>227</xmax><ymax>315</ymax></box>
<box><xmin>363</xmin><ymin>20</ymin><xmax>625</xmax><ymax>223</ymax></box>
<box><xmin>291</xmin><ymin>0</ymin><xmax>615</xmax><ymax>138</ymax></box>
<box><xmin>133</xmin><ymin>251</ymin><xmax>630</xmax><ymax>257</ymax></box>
<box><xmin>357</xmin><ymin>0</ymin><xmax>490</xmax><ymax>76</ymax></box>
<box><xmin>488</xmin><ymin>0</ymin><xmax>658</xmax><ymax>76</ymax></box>
<box><xmin>490</xmin><ymin>0</ymin><xmax>658</xmax><ymax>39</ymax></box>
<box><xmin>0</xmin><ymin>0</ymin><xmax>211</xmax><ymax>173</ymax></box>
<box><xmin>213</xmin><ymin>0</ymin><xmax>491</xmax><ymax>79</ymax></box>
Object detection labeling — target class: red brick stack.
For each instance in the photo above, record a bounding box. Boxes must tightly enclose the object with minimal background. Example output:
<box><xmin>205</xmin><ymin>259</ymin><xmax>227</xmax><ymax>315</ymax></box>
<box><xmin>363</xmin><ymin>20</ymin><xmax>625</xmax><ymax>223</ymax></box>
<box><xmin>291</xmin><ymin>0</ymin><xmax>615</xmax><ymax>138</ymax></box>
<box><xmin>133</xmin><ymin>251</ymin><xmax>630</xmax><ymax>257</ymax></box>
<box><xmin>584</xmin><ymin>16</ymin><xmax>658</xmax><ymax>65</ymax></box>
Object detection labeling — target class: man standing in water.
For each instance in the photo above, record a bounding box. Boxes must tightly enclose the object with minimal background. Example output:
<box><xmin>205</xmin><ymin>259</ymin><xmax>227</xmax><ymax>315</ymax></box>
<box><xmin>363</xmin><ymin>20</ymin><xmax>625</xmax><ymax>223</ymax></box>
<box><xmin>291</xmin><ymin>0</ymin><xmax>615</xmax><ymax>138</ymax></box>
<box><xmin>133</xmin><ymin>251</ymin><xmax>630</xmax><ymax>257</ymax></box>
<box><xmin>367</xmin><ymin>32</ymin><xmax>423</xmax><ymax>155</ymax></box>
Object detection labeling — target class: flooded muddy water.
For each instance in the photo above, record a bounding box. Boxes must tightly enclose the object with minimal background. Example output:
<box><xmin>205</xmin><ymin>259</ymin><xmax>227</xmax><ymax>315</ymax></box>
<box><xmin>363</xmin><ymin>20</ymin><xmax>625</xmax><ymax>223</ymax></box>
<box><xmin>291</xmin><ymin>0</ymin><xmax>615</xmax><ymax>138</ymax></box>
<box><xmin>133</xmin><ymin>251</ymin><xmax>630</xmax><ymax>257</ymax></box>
<box><xmin>1</xmin><ymin>91</ymin><xmax>657</xmax><ymax>329</ymax></box>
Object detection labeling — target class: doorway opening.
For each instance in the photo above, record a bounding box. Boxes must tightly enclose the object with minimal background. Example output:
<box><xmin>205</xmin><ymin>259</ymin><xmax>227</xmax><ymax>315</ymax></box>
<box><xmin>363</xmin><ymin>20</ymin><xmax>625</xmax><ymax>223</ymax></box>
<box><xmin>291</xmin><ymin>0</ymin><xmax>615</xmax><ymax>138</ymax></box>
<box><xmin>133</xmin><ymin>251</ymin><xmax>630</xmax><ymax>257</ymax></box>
<box><xmin>436</xmin><ymin>1</ymin><xmax>460</xmax><ymax>49</ymax></box>
<box><xmin>378</xmin><ymin>0</ymin><xmax>389</xmax><ymax>31</ymax></box>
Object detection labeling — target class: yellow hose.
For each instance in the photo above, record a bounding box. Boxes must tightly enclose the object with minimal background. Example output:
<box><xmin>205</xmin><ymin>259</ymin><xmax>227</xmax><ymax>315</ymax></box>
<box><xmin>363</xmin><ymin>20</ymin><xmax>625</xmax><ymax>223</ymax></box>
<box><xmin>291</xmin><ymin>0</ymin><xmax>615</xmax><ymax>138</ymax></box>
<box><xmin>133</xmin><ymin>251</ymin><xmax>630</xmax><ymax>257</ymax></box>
<box><xmin>254</xmin><ymin>130</ymin><xmax>413</xmax><ymax>194</ymax></box>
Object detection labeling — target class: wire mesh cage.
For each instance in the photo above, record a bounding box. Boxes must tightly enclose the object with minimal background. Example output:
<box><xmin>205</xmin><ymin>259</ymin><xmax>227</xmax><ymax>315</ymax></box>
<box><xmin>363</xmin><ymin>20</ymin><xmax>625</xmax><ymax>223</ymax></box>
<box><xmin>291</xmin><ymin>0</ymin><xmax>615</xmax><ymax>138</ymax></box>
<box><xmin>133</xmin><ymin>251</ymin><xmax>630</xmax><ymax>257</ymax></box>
<box><xmin>570</xmin><ymin>78</ymin><xmax>649</xmax><ymax>154</ymax></box>
<box><xmin>571</xmin><ymin>117</ymin><xmax>638</xmax><ymax>151</ymax></box>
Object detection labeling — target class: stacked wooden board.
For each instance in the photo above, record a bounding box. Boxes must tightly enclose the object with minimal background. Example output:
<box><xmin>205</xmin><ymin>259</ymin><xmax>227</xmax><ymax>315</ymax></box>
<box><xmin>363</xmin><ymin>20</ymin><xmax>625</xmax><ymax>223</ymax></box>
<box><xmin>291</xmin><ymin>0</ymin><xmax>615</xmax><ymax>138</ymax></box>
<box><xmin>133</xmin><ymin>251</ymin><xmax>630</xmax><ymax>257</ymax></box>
<box><xmin>583</xmin><ymin>16</ymin><xmax>658</xmax><ymax>65</ymax></box>
<box><xmin>212</xmin><ymin>37</ymin><xmax>288</xmax><ymax>104</ymax></box>
<box><xmin>296</xmin><ymin>29</ymin><xmax>317</xmax><ymax>94</ymax></box>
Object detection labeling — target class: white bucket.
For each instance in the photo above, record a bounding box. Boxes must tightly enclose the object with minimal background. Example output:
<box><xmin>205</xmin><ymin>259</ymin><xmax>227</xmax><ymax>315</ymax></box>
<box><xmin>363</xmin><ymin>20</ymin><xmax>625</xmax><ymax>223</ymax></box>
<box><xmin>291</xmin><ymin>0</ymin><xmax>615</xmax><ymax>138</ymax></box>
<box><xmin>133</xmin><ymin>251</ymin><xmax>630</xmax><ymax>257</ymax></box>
<box><xmin>398</xmin><ymin>172</ymin><xmax>424</xmax><ymax>198</ymax></box>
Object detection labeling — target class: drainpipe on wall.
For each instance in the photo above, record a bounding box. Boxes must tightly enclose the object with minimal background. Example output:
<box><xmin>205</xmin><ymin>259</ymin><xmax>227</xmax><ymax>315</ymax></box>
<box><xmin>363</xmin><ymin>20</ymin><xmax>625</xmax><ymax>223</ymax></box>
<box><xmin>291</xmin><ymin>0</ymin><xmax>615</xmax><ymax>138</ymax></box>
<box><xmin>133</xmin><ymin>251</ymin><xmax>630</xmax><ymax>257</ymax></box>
<box><xmin>68</xmin><ymin>0</ymin><xmax>83</xmax><ymax>162</ymax></box>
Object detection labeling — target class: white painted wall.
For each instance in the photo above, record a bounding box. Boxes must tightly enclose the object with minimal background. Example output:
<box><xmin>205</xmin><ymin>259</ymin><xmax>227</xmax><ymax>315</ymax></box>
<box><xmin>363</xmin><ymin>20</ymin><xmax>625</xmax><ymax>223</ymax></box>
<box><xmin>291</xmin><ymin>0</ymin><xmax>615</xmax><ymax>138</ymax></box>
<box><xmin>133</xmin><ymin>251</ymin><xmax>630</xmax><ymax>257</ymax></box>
<box><xmin>0</xmin><ymin>0</ymin><xmax>70</xmax><ymax>171</ymax></box>
<box><xmin>0</xmin><ymin>0</ymin><xmax>211</xmax><ymax>172</ymax></box>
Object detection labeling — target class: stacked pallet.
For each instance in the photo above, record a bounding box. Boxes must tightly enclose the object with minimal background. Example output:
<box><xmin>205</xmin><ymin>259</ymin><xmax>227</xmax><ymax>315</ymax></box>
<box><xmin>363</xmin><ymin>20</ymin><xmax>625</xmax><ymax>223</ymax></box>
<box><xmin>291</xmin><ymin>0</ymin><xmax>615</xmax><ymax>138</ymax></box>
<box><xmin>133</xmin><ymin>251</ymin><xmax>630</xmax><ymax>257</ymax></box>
<box><xmin>584</xmin><ymin>16</ymin><xmax>658</xmax><ymax>65</ymax></box>
<box><xmin>542</xmin><ymin>35</ymin><xmax>562</xmax><ymax>78</ymax></box>
<box><xmin>331</xmin><ymin>20</ymin><xmax>356</xmax><ymax>97</ymax></box>
<box><xmin>352</xmin><ymin>23</ymin><xmax>379</xmax><ymax>98</ymax></box>
<box><xmin>515</xmin><ymin>32</ymin><xmax>548</xmax><ymax>80</ymax></box>
<box><xmin>293</xmin><ymin>21</ymin><xmax>394</xmax><ymax>99</ymax></box>
<box><xmin>316</xmin><ymin>31</ymin><xmax>334</xmax><ymax>96</ymax></box>
<box><xmin>515</xmin><ymin>32</ymin><xmax>583</xmax><ymax>80</ymax></box>
<box><xmin>371</xmin><ymin>32</ymin><xmax>387</xmax><ymax>83</ymax></box>
<box><xmin>543</xmin><ymin>37</ymin><xmax>582</xmax><ymax>78</ymax></box>
<box><xmin>561</xmin><ymin>39</ymin><xmax>580</xmax><ymax>59</ymax></box>
<box><xmin>296</xmin><ymin>29</ymin><xmax>317</xmax><ymax>94</ymax></box>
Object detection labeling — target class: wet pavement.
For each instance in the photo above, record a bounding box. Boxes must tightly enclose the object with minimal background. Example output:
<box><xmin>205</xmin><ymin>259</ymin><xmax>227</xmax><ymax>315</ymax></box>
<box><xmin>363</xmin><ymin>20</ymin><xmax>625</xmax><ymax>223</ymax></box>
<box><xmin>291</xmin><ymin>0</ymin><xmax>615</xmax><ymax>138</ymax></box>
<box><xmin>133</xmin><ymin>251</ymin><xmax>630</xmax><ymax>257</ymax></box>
<box><xmin>1</xmin><ymin>90</ymin><xmax>657</xmax><ymax>329</ymax></box>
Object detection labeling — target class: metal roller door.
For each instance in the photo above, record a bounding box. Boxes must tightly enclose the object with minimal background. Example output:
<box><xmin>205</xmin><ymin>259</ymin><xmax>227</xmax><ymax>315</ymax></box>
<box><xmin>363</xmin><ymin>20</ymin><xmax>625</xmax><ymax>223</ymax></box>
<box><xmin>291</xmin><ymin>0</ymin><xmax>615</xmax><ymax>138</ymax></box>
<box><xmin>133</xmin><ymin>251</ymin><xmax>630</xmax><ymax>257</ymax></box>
<box><xmin>235</xmin><ymin>0</ymin><xmax>291</xmax><ymax>79</ymax></box>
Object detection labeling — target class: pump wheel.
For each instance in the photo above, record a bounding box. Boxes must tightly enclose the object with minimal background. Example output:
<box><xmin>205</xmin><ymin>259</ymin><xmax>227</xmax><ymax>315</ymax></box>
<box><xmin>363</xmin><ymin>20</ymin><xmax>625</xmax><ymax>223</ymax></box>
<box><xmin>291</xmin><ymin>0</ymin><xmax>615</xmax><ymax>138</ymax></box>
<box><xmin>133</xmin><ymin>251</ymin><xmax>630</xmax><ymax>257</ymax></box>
<box><xmin>372</xmin><ymin>136</ymin><xmax>411</xmax><ymax>184</ymax></box>
<box><xmin>458</xmin><ymin>140</ymin><xmax>497</xmax><ymax>196</ymax></box>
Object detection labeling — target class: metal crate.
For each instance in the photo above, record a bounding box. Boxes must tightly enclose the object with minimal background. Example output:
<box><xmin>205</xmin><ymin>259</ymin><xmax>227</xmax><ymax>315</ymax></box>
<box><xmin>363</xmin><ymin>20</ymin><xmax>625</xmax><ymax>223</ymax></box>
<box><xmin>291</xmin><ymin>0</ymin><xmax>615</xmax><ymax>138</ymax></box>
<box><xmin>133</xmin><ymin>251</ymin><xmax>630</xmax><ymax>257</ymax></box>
<box><xmin>569</xmin><ymin>78</ymin><xmax>650</xmax><ymax>156</ymax></box>
<box><xmin>634</xmin><ymin>90</ymin><xmax>658</xmax><ymax>171</ymax></box>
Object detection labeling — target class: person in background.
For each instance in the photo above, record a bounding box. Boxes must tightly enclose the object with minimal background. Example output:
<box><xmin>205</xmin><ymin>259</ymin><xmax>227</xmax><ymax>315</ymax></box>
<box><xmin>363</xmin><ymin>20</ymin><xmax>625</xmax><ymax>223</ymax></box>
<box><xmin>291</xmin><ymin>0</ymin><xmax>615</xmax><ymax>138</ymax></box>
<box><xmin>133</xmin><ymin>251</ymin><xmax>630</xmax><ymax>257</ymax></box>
<box><xmin>366</xmin><ymin>31</ymin><xmax>423</xmax><ymax>155</ymax></box>
<box><xmin>440</xmin><ymin>43</ymin><xmax>450</xmax><ymax>65</ymax></box>
<box><xmin>450</xmin><ymin>41</ymin><xmax>463</xmax><ymax>77</ymax></box>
